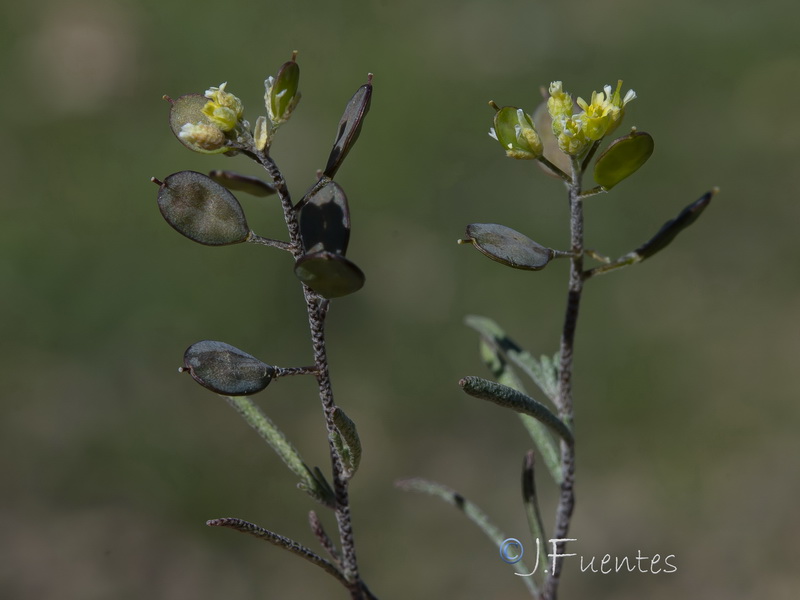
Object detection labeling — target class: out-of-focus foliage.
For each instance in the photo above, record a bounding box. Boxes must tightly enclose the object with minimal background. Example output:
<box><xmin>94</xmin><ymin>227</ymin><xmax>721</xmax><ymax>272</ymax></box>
<box><xmin>2</xmin><ymin>1</ymin><xmax>799</xmax><ymax>599</ymax></box>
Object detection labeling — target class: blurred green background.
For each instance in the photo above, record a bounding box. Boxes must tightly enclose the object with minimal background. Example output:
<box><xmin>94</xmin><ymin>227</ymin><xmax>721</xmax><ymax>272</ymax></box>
<box><xmin>2</xmin><ymin>0</ymin><xmax>799</xmax><ymax>598</ymax></box>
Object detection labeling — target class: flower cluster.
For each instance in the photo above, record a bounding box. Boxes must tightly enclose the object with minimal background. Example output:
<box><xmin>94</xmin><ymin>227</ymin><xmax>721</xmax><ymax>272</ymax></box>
<box><xmin>489</xmin><ymin>80</ymin><xmax>636</xmax><ymax>160</ymax></box>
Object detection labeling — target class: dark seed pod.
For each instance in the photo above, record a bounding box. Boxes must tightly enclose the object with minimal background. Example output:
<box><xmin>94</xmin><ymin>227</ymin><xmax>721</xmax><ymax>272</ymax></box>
<box><xmin>323</xmin><ymin>77</ymin><xmax>373</xmax><ymax>179</ymax></box>
<box><xmin>462</xmin><ymin>223</ymin><xmax>554</xmax><ymax>270</ymax></box>
<box><xmin>157</xmin><ymin>170</ymin><xmax>251</xmax><ymax>246</ymax></box>
<box><xmin>209</xmin><ymin>170</ymin><xmax>277</xmax><ymax>197</ymax></box>
<box><xmin>299</xmin><ymin>180</ymin><xmax>351</xmax><ymax>255</ymax></box>
<box><xmin>294</xmin><ymin>251</ymin><xmax>365</xmax><ymax>299</ymax></box>
<box><xmin>182</xmin><ymin>340</ymin><xmax>275</xmax><ymax>396</ymax></box>
<box><xmin>634</xmin><ymin>189</ymin><xmax>716</xmax><ymax>260</ymax></box>
<box><xmin>593</xmin><ymin>131</ymin><xmax>654</xmax><ymax>190</ymax></box>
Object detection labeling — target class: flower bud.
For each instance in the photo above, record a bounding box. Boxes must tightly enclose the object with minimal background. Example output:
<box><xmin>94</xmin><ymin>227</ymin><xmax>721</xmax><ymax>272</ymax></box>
<box><xmin>265</xmin><ymin>52</ymin><xmax>301</xmax><ymax>126</ymax></box>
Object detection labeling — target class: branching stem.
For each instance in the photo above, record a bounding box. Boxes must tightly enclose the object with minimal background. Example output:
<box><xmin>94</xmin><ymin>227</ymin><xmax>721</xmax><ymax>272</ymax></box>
<box><xmin>258</xmin><ymin>151</ymin><xmax>369</xmax><ymax>599</ymax></box>
<box><xmin>543</xmin><ymin>156</ymin><xmax>584</xmax><ymax>600</ymax></box>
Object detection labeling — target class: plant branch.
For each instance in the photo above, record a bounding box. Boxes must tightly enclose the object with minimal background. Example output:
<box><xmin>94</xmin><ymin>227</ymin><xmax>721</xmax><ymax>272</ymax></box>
<box><xmin>543</xmin><ymin>156</ymin><xmax>584</xmax><ymax>600</ymax></box>
<box><xmin>206</xmin><ymin>517</ymin><xmax>347</xmax><ymax>586</ymax></box>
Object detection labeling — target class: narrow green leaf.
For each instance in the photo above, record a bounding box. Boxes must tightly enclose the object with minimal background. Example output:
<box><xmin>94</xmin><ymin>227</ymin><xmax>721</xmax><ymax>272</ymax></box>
<box><xmin>466</xmin><ymin>315</ymin><xmax>558</xmax><ymax>402</ymax></box>
<box><xmin>332</xmin><ymin>407</ymin><xmax>361</xmax><ymax>478</ymax></box>
<box><xmin>460</xmin><ymin>376</ymin><xmax>573</xmax><ymax>446</ymax></box>
<box><xmin>479</xmin><ymin>340</ymin><xmax>562</xmax><ymax>484</ymax></box>
<box><xmin>395</xmin><ymin>478</ymin><xmax>540</xmax><ymax>596</ymax></box>
<box><xmin>221</xmin><ymin>395</ymin><xmax>335</xmax><ymax>508</ymax></box>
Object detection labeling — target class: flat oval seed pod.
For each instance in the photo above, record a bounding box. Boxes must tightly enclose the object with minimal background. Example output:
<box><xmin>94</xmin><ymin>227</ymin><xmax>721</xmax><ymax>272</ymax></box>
<box><xmin>209</xmin><ymin>170</ymin><xmax>277</xmax><ymax>197</ymax></box>
<box><xmin>299</xmin><ymin>180</ymin><xmax>351</xmax><ymax>254</ymax></box>
<box><xmin>294</xmin><ymin>251</ymin><xmax>365</xmax><ymax>299</ymax></box>
<box><xmin>323</xmin><ymin>78</ymin><xmax>373</xmax><ymax>179</ymax></box>
<box><xmin>464</xmin><ymin>223</ymin><xmax>554</xmax><ymax>270</ymax></box>
<box><xmin>157</xmin><ymin>170</ymin><xmax>251</xmax><ymax>246</ymax></box>
<box><xmin>168</xmin><ymin>94</ymin><xmax>228</xmax><ymax>154</ymax></box>
<box><xmin>593</xmin><ymin>131</ymin><xmax>654</xmax><ymax>189</ymax></box>
<box><xmin>182</xmin><ymin>340</ymin><xmax>275</xmax><ymax>396</ymax></box>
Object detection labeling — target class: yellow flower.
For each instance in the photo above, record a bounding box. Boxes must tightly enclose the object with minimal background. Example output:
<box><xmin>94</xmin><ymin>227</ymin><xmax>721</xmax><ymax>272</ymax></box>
<box><xmin>605</xmin><ymin>80</ymin><xmax>636</xmax><ymax>134</ymax></box>
<box><xmin>576</xmin><ymin>86</ymin><xmax>617</xmax><ymax>140</ymax></box>
<box><xmin>201</xmin><ymin>82</ymin><xmax>244</xmax><ymax>132</ymax></box>
<box><xmin>555</xmin><ymin>114</ymin><xmax>590</xmax><ymax>156</ymax></box>
<box><xmin>547</xmin><ymin>81</ymin><xmax>573</xmax><ymax>136</ymax></box>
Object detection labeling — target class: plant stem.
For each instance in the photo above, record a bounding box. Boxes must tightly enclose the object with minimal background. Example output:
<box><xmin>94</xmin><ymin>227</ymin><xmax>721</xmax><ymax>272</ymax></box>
<box><xmin>543</xmin><ymin>157</ymin><xmax>584</xmax><ymax>600</ymax></box>
<box><xmin>259</xmin><ymin>152</ymin><xmax>368</xmax><ymax>599</ymax></box>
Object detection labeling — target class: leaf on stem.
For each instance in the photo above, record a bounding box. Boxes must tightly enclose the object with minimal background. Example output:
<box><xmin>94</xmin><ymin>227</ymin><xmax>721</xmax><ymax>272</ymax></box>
<box><xmin>479</xmin><ymin>339</ymin><xmax>562</xmax><ymax>484</ymax></box>
<box><xmin>466</xmin><ymin>315</ymin><xmax>558</xmax><ymax>402</ymax></box>
<box><xmin>460</xmin><ymin>224</ymin><xmax>555</xmax><ymax>271</ymax></box>
<box><xmin>207</xmin><ymin>518</ymin><xmax>347</xmax><ymax>586</ymax></box>
<box><xmin>593</xmin><ymin>130</ymin><xmax>654</xmax><ymax>190</ymax></box>
<box><xmin>331</xmin><ymin>407</ymin><xmax>361</xmax><ymax>479</ymax></box>
<box><xmin>156</xmin><ymin>171</ymin><xmax>251</xmax><ymax>246</ymax></box>
<box><xmin>323</xmin><ymin>77</ymin><xmax>373</xmax><ymax>178</ymax></box>
<box><xmin>521</xmin><ymin>451</ymin><xmax>549</xmax><ymax>572</ymax></box>
<box><xmin>459</xmin><ymin>376</ymin><xmax>574</xmax><ymax>446</ymax></box>
<box><xmin>209</xmin><ymin>170</ymin><xmax>277</xmax><ymax>197</ymax></box>
<box><xmin>182</xmin><ymin>340</ymin><xmax>275</xmax><ymax>396</ymax></box>
<box><xmin>219</xmin><ymin>395</ymin><xmax>336</xmax><ymax>508</ymax></box>
<box><xmin>299</xmin><ymin>180</ymin><xmax>351</xmax><ymax>255</ymax></box>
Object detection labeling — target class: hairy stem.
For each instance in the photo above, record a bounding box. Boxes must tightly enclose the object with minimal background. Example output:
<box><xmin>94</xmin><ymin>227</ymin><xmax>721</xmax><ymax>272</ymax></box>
<box><xmin>260</xmin><ymin>152</ymin><xmax>367</xmax><ymax>599</ymax></box>
<box><xmin>543</xmin><ymin>157</ymin><xmax>584</xmax><ymax>600</ymax></box>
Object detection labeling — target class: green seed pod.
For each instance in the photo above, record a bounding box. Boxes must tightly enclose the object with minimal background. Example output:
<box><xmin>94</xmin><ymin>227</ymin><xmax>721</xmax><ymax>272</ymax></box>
<box><xmin>593</xmin><ymin>130</ymin><xmax>654</xmax><ymax>189</ymax></box>
<box><xmin>182</xmin><ymin>340</ymin><xmax>275</xmax><ymax>396</ymax></box>
<box><xmin>167</xmin><ymin>94</ymin><xmax>229</xmax><ymax>154</ymax></box>
<box><xmin>156</xmin><ymin>170</ymin><xmax>251</xmax><ymax>246</ymax></box>
<box><xmin>294</xmin><ymin>251</ymin><xmax>365</xmax><ymax>299</ymax></box>
<box><xmin>266</xmin><ymin>53</ymin><xmax>301</xmax><ymax>125</ymax></box>
<box><xmin>461</xmin><ymin>223</ymin><xmax>554</xmax><ymax>270</ymax></box>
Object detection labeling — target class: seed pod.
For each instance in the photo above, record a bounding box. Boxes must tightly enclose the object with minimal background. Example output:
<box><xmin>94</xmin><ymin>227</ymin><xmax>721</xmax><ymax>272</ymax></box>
<box><xmin>294</xmin><ymin>251</ymin><xmax>365</xmax><ymax>299</ymax></box>
<box><xmin>462</xmin><ymin>223</ymin><xmax>554</xmax><ymax>270</ymax></box>
<box><xmin>323</xmin><ymin>77</ymin><xmax>373</xmax><ymax>179</ymax></box>
<box><xmin>167</xmin><ymin>94</ymin><xmax>229</xmax><ymax>154</ymax></box>
<box><xmin>298</xmin><ymin>180</ymin><xmax>351</xmax><ymax>255</ymax></box>
<box><xmin>593</xmin><ymin>131</ymin><xmax>654</xmax><ymax>189</ymax></box>
<box><xmin>181</xmin><ymin>340</ymin><xmax>275</xmax><ymax>396</ymax></box>
<box><xmin>156</xmin><ymin>170</ymin><xmax>251</xmax><ymax>246</ymax></box>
